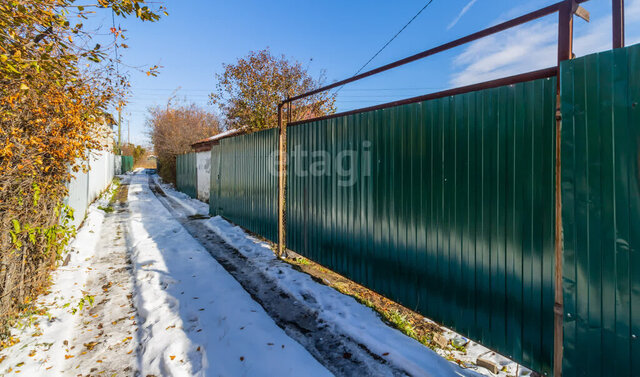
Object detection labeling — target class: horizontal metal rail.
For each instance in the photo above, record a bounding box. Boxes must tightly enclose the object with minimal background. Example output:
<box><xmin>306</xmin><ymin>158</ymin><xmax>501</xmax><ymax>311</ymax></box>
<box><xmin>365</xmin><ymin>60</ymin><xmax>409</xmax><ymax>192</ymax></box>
<box><xmin>283</xmin><ymin>0</ymin><xmax>587</xmax><ymax>106</ymax></box>
<box><xmin>288</xmin><ymin>66</ymin><xmax>558</xmax><ymax>126</ymax></box>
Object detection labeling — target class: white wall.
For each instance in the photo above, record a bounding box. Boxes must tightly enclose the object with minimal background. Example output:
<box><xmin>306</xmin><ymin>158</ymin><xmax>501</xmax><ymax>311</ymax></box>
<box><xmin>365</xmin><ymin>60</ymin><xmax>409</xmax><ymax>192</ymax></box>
<box><xmin>66</xmin><ymin>152</ymin><xmax>116</xmax><ymax>228</ymax></box>
<box><xmin>66</xmin><ymin>163</ymin><xmax>89</xmax><ymax>228</ymax></box>
<box><xmin>196</xmin><ymin>150</ymin><xmax>211</xmax><ymax>202</ymax></box>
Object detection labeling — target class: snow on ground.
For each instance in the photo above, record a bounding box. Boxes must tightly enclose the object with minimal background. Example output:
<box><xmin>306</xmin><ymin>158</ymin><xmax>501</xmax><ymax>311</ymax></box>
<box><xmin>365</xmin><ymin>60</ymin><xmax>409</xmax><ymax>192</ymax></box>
<box><xmin>126</xmin><ymin>172</ymin><xmax>332</xmax><ymax>376</ymax></box>
<box><xmin>2</xmin><ymin>169</ymin><xmax>529</xmax><ymax>377</ymax></box>
<box><xmin>198</xmin><ymin>221</ymin><xmax>533</xmax><ymax>377</ymax></box>
<box><xmin>155</xmin><ymin>177</ymin><xmax>492</xmax><ymax>377</ymax></box>
<box><xmin>1</xmin><ymin>174</ymin><xmax>332</xmax><ymax>377</ymax></box>
<box><xmin>59</xmin><ymin>178</ymin><xmax>139</xmax><ymax>376</ymax></box>
<box><xmin>0</xmin><ymin>184</ymin><xmax>118</xmax><ymax>376</ymax></box>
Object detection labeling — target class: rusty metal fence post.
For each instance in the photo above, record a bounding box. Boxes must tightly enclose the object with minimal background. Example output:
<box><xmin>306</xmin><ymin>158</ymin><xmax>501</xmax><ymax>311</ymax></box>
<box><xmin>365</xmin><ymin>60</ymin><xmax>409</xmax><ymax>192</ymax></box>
<box><xmin>277</xmin><ymin>102</ymin><xmax>286</xmax><ymax>258</ymax></box>
<box><xmin>555</xmin><ymin>1</ymin><xmax>575</xmax><ymax>376</ymax></box>
<box><xmin>613</xmin><ymin>0</ymin><xmax>625</xmax><ymax>48</ymax></box>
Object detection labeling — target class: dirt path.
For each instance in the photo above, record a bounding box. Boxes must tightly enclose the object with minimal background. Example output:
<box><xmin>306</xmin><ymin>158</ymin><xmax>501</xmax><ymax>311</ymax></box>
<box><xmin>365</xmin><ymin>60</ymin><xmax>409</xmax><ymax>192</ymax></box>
<box><xmin>61</xmin><ymin>180</ymin><xmax>140</xmax><ymax>376</ymax></box>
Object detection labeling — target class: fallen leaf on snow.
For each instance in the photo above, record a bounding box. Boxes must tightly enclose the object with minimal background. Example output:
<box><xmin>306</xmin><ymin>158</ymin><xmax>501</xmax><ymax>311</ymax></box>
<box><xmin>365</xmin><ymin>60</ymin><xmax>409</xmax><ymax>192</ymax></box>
<box><xmin>169</xmin><ymin>355</ymin><xmax>176</xmax><ymax>360</ymax></box>
<box><xmin>84</xmin><ymin>341</ymin><xmax>99</xmax><ymax>350</ymax></box>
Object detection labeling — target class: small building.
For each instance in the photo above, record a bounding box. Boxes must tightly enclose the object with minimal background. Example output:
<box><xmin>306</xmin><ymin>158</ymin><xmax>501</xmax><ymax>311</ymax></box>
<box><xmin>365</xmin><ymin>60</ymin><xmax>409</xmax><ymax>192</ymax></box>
<box><xmin>190</xmin><ymin>127</ymin><xmax>249</xmax><ymax>202</ymax></box>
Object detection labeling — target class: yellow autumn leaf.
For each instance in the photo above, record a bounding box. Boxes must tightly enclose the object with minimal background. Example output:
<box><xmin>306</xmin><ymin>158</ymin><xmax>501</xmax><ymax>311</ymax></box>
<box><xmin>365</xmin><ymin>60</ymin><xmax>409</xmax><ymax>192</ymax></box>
<box><xmin>19</xmin><ymin>83</ymin><xmax>29</xmax><ymax>90</ymax></box>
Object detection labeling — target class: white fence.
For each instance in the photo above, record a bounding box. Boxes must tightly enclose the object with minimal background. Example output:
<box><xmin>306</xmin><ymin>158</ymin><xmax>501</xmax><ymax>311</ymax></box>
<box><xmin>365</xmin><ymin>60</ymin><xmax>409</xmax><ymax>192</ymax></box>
<box><xmin>66</xmin><ymin>152</ymin><xmax>119</xmax><ymax>228</ymax></box>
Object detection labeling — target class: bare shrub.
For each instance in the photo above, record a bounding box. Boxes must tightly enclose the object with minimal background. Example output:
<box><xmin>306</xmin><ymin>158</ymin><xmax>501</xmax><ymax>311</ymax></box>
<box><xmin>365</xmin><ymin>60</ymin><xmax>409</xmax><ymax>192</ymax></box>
<box><xmin>147</xmin><ymin>102</ymin><xmax>222</xmax><ymax>184</ymax></box>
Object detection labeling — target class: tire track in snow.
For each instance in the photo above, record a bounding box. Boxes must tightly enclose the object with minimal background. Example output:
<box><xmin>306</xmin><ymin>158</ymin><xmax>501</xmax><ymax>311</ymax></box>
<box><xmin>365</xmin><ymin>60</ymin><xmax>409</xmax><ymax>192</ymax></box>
<box><xmin>149</xmin><ymin>176</ymin><xmax>409</xmax><ymax>377</ymax></box>
<box><xmin>62</xmin><ymin>179</ymin><xmax>140</xmax><ymax>376</ymax></box>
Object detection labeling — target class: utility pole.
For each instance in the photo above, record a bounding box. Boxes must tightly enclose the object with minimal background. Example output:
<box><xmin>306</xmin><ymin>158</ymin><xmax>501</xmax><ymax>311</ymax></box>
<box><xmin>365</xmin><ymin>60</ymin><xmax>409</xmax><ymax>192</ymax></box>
<box><xmin>117</xmin><ymin>105</ymin><xmax>122</xmax><ymax>155</ymax></box>
<box><xmin>127</xmin><ymin>117</ymin><xmax>130</xmax><ymax>145</ymax></box>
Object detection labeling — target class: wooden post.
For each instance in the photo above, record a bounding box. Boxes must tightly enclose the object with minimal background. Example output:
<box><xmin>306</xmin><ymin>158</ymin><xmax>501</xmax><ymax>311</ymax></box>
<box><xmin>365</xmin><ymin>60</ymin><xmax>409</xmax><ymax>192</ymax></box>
<box><xmin>613</xmin><ymin>0</ymin><xmax>625</xmax><ymax>48</ymax></box>
<box><xmin>554</xmin><ymin>2</ymin><xmax>574</xmax><ymax>376</ymax></box>
<box><xmin>277</xmin><ymin>102</ymin><xmax>286</xmax><ymax>258</ymax></box>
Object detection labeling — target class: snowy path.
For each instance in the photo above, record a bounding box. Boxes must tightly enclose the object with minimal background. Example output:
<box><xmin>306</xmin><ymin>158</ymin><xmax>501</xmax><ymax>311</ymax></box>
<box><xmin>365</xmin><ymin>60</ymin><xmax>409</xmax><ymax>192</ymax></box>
<box><xmin>150</xmin><ymin>175</ymin><xmax>481</xmax><ymax>377</ymax></box>
<box><xmin>124</xmin><ymin>172</ymin><xmax>332</xmax><ymax>376</ymax></box>
<box><xmin>60</xmin><ymin>179</ymin><xmax>138</xmax><ymax>375</ymax></box>
<box><xmin>1</xmin><ymin>174</ymin><xmax>331</xmax><ymax>377</ymax></box>
<box><xmin>1</xmin><ymin>171</ymin><xmax>483</xmax><ymax>377</ymax></box>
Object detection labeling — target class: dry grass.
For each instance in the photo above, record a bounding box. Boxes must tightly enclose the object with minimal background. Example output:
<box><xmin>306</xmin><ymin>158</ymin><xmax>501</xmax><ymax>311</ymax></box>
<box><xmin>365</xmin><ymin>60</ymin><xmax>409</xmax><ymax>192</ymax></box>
<box><xmin>283</xmin><ymin>253</ymin><xmax>445</xmax><ymax>351</ymax></box>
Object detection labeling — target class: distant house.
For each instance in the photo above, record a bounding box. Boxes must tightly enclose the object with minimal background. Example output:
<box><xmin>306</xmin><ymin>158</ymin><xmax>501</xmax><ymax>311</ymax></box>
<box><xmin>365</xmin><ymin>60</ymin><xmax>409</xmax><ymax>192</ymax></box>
<box><xmin>190</xmin><ymin>127</ymin><xmax>249</xmax><ymax>202</ymax></box>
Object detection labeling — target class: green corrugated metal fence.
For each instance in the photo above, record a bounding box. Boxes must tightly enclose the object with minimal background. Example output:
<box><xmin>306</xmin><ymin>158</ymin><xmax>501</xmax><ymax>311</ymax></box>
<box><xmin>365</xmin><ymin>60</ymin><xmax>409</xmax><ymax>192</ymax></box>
<box><xmin>191</xmin><ymin>43</ymin><xmax>639</xmax><ymax>377</ymax></box>
<box><xmin>121</xmin><ymin>155</ymin><xmax>133</xmax><ymax>173</ymax></box>
<box><xmin>209</xmin><ymin>144</ymin><xmax>221</xmax><ymax>215</ymax></box>
<box><xmin>561</xmin><ymin>43</ymin><xmax>640</xmax><ymax>377</ymax></box>
<box><xmin>176</xmin><ymin>153</ymin><xmax>197</xmax><ymax>198</ymax></box>
<box><xmin>287</xmin><ymin>77</ymin><xmax>557</xmax><ymax>374</ymax></box>
<box><xmin>211</xmin><ymin>129</ymin><xmax>278</xmax><ymax>242</ymax></box>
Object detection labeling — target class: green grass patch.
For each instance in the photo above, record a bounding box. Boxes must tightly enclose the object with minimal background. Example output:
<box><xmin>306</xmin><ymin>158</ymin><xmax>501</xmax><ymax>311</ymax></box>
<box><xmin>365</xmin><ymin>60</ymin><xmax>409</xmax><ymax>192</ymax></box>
<box><xmin>98</xmin><ymin>205</ymin><xmax>114</xmax><ymax>213</ymax></box>
<box><xmin>382</xmin><ymin>310</ymin><xmax>417</xmax><ymax>339</ymax></box>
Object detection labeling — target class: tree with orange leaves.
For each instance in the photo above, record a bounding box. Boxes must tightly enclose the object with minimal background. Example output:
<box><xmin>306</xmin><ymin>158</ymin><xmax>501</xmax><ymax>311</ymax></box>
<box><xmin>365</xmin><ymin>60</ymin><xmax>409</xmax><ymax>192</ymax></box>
<box><xmin>210</xmin><ymin>48</ymin><xmax>336</xmax><ymax>131</ymax></box>
<box><xmin>0</xmin><ymin>0</ymin><xmax>166</xmax><ymax>340</ymax></box>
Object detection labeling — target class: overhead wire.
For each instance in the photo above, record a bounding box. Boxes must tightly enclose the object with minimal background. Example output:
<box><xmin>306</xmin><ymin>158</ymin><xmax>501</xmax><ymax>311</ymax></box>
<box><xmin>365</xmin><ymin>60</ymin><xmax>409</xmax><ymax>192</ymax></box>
<box><xmin>333</xmin><ymin>0</ymin><xmax>436</xmax><ymax>95</ymax></box>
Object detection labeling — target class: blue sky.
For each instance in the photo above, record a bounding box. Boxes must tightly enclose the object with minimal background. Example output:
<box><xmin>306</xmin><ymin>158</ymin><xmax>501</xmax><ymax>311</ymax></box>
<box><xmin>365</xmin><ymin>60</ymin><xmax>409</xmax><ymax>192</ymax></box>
<box><xmin>104</xmin><ymin>0</ymin><xmax>640</xmax><ymax>146</ymax></box>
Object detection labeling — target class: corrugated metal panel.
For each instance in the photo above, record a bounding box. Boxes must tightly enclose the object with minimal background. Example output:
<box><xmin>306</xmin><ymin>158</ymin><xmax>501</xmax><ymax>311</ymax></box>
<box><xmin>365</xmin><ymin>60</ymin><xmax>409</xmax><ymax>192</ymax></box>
<box><xmin>176</xmin><ymin>153</ymin><xmax>197</xmax><ymax>199</ymax></box>
<box><xmin>560</xmin><ymin>43</ymin><xmax>640</xmax><ymax>377</ymax></box>
<box><xmin>214</xmin><ymin>128</ymin><xmax>278</xmax><ymax>242</ymax></box>
<box><xmin>286</xmin><ymin>77</ymin><xmax>557</xmax><ymax>374</ymax></box>
<box><xmin>65</xmin><ymin>153</ymin><xmax>116</xmax><ymax>228</ymax></box>
<box><xmin>121</xmin><ymin>155</ymin><xmax>133</xmax><ymax>173</ymax></box>
<box><xmin>65</xmin><ymin>158</ymin><xmax>89</xmax><ymax>228</ymax></box>
<box><xmin>176</xmin><ymin>154</ymin><xmax>182</xmax><ymax>192</ymax></box>
<box><xmin>88</xmin><ymin>151</ymin><xmax>114</xmax><ymax>202</ymax></box>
